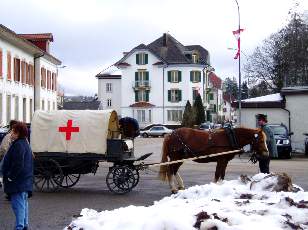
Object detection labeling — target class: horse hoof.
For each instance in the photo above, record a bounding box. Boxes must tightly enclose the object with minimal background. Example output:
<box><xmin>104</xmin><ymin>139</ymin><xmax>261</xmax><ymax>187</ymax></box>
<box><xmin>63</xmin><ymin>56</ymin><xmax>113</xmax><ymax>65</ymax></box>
<box><xmin>171</xmin><ymin>189</ymin><xmax>178</xmax><ymax>194</ymax></box>
<box><xmin>178</xmin><ymin>186</ymin><xmax>185</xmax><ymax>190</ymax></box>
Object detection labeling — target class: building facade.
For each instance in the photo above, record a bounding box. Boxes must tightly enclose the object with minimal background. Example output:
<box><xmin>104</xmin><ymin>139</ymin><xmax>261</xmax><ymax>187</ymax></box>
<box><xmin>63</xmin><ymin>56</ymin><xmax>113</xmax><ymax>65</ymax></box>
<box><xmin>113</xmin><ymin>33</ymin><xmax>214</xmax><ymax>127</ymax></box>
<box><xmin>0</xmin><ymin>25</ymin><xmax>61</xmax><ymax>125</ymax></box>
<box><xmin>96</xmin><ymin>66</ymin><xmax>121</xmax><ymax>114</ymax></box>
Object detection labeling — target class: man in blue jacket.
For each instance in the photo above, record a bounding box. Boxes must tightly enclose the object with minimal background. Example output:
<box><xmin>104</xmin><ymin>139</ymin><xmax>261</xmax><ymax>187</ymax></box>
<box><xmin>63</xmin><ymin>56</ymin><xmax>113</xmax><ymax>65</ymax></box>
<box><xmin>2</xmin><ymin>122</ymin><xmax>33</xmax><ymax>230</ymax></box>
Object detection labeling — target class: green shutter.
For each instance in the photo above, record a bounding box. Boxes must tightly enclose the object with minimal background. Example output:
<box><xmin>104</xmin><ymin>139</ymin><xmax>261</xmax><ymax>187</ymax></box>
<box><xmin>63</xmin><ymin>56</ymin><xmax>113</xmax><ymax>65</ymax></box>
<box><xmin>209</xmin><ymin>93</ymin><xmax>213</xmax><ymax>100</ymax></box>
<box><xmin>135</xmin><ymin>91</ymin><xmax>139</xmax><ymax>102</ymax></box>
<box><xmin>145</xmin><ymin>54</ymin><xmax>148</xmax><ymax>64</ymax></box>
<box><xmin>168</xmin><ymin>71</ymin><xmax>171</xmax><ymax>82</ymax></box>
<box><xmin>146</xmin><ymin>91</ymin><xmax>149</xmax><ymax>102</ymax></box>
<box><xmin>190</xmin><ymin>71</ymin><xmax>193</xmax><ymax>82</ymax></box>
<box><xmin>214</xmin><ymin>104</ymin><xmax>217</xmax><ymax>112</ymax></box>
<box><xmin>168</xmin><ymin>90</ymin><xmax>171</xmax><ymax>102</ymax></box>
<box><xmin>136</xmin><ymin>54</ymin><xmax>139</xmax><ymax>64</ymax></box>
<box><xmin>135</xmin><ymin>72</ymin><xmax>138</xmax><ymax>81</ymax></box>
<box><xmin>145</xmin><ymin>71</ymin><xmax>149</xmax><ymax>81</ymax></box>
<box><xmin>178</xmin><ymin>71</ymin><xmax>182</xmax><ymax>82</ymax></box>
<box><xmin>178</xmin><ymin>90</ymin><xmax>182</xmax><ymax>101</ymax></box>
<box><xmin>198</xmin><ymin>71</ymin><xmax>201</xmax><ymax>82</ymax></box>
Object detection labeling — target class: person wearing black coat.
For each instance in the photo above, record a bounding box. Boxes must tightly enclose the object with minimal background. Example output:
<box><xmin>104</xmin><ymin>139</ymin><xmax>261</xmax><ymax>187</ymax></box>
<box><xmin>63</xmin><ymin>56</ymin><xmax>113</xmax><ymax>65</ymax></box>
<box><xmin>2</xmin><ymin>122</ymin><xmax>33</xmax><ymax>230</ymax></box>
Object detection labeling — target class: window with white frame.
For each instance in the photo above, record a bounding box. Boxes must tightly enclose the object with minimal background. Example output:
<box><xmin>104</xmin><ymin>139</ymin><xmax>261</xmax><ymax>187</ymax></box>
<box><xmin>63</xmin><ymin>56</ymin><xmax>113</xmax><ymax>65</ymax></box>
<box><xmin>190</xmin><ymin>71</ymin><xmax>201</xmax><ymax>82</ymax></box>
<box><xmin>136</xmin><ymin>53</ymin><xmax>148</xmax><ymax>65</ymax></box>
<box><xmin>14</xmin><ymin>96</ymin><xmax>19</xmax><ymax>119</ymax></box>
<box><xmin>107</xmin><ymin>99</ymin><xmax>112</xmax><ymax>107</ymax></box>
<box><xmin>167</xmin><ymin>110</ymin><xmax>183</xmax><ymax>122</ymax></box>
<box><xmin>168</xmin><ymin>89</ymin><xmax>182</xmax><ymax>102</ymax></box>
<box><xmin>192</xmin><ymin>54</ymin><xmax>199</xmax><ymax>63</ymax></box>
<box><xmin>106</xmin><ymin>83</ymin><xmax>112</xmax><ymax>92</ymax></box>
<box><xmin>137</xmin><ymin>110</ymin><xmax>146</xmax><ymax>122</ymax></box>
<box><xmin>135</xmin><ymin>90</ymin><xmax>149</xmax><ymax>102</ymax></box>
<box><xmin>171</xmin><ymin>71</ymin><xmax>179</xmax><ymax>82</ymax></box>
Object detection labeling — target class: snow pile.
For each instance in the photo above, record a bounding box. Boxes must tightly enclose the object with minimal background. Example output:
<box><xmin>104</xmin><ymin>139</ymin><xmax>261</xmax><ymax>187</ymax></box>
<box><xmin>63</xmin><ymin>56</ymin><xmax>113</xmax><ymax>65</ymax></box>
<box><xmin>65</xmin><ymin>173</ymin><xmax>308</xmax><ymax>230</ymax></box>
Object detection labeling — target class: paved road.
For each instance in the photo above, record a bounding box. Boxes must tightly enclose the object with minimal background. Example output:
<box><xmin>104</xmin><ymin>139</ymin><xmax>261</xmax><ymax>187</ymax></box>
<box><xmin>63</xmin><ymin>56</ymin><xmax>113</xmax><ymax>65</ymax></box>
<box><xmin>1</xmin><ymin>138</ymin><xmax>308</xmax><ymax>230</ymax></box>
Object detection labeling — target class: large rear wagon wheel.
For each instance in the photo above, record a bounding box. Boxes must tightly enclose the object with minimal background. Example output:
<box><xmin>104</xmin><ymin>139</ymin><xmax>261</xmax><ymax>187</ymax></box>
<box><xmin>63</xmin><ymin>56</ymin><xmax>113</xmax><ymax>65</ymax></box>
<box><xmin>34</xmin><ymin>159</ymin><xmax>64</xmax><ymax>192</ymax></box>
<box><xmin>57</xmin><ymin>173</ymin><xmax>81</xmax><ymax>188</ymax></box>
<box><xmin>106</xmin><ymin>166</ymin><xmax>135</xmax><ymax>194</ymax></box>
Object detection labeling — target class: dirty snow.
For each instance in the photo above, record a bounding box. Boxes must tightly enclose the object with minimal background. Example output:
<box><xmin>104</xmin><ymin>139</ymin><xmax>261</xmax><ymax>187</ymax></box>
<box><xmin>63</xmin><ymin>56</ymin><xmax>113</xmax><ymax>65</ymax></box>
<box><xmin>65</xmin><ymin>173</ymin><xmax>308</xmax><ymax>230</ymax></box>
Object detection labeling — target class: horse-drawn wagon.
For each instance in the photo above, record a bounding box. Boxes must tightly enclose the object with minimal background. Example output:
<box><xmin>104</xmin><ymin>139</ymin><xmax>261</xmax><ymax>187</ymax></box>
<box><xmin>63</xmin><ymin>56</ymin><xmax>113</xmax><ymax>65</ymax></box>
<box><xmin>30</xmin><ymin>110</ymin><xmax>151</xmax><ymax>194</ymax></box>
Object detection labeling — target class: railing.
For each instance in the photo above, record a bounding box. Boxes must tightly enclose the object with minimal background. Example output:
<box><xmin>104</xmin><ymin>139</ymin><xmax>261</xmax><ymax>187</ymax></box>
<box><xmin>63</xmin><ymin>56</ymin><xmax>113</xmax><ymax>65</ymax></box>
<box><xmin>133</xmin><ymin>81</ymin><xmax>151</xmax><ymax>89</ymax></box>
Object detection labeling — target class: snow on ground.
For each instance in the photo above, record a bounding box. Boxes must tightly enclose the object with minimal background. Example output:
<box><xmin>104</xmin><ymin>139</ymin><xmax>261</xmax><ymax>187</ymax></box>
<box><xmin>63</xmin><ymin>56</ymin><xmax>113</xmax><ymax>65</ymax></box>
<box><xmin>65</xmin><ymin>173</ymin><xmax>308</xmax><ymax>230</ymax></box>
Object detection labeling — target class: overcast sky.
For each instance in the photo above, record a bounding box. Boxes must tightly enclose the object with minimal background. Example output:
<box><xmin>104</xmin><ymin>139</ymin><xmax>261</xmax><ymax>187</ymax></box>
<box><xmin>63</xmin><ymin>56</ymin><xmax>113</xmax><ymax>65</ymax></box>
<box><xmin>1</xmin><ymin>0</ymin><xmax>307</xmax><ymax>95</ymax></box>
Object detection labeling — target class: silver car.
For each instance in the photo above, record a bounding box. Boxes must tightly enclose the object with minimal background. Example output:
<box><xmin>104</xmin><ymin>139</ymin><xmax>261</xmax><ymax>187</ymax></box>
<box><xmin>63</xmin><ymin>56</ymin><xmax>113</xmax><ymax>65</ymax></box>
<box><xmin>140</xmin><ymin>125</ymin><xmax>173</xmax><ymax>138</ymax></box>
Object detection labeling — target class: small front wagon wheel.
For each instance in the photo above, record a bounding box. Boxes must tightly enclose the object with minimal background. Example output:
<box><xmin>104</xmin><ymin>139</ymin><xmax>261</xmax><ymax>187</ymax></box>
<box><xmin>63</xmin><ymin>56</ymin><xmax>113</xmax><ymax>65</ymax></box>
<box><xmin>106</xmin><ymin>166</ymin><xmax>135</xmax><ymax>194</ymax></box>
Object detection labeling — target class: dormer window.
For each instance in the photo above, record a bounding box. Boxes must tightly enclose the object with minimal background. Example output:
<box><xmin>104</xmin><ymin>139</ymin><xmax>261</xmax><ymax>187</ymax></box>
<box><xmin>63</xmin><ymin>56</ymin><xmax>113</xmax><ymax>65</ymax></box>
<box><xmin>136</xmin><ymin>53</ymin><xmax>148</xmax><ymax>65</ymax></box>
<box><xmin>192</xmin><ymin>54</ymin><xmax>198</xmax><ymax>63</ymax></box>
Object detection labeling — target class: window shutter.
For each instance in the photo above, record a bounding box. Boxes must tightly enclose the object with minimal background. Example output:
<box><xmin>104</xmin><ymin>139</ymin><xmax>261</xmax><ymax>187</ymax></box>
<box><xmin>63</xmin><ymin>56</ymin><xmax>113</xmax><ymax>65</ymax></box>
<box><xmin>198</xmin><ymin>71</ymin><xmax>201</xmax><ymax>82</ymax></box>
<box><xmin>0</xmin><ymin>49</ymin><xmax>2</xmax><ymax>77</ymax></box>
<box><xmin>145</xmin><ymin>91</ymin><xmax>149</xmax><ymax>102</ymax></box>
<box><xmin>135</xmin><ymin>72</ymin><xmax>138</xmax><ymax>81</ymax></box>
<box><xmin>168</xmin><ymin>90</ymin><xmax>171</xmax><ymax>102</ymax></box>
<box><xmin>136</xmin><ymin>54</ymin><xmax>139</xmax><ymax>65</ymax></box>
<box><xmin>178</xmin><ymin>90</ymin><xmax>182</xmax><ymax>101</ymax></box>
<box><xmin>168</xmin><ymin>71</ymin><xmax>171</xmax><ymax>82</ymax></box>
<box><xmin>190</xmin><ymin>71</ymin><xmax>193</xmax><ymax>82</ymax></box>
<box><xmin>145</xmin><ymin>54</ymin><xmax>148</xmax><ymax>64</ymax></box>
<box><xmin>178</xmin><ymin>71</ymin><xmax>182</xmax><ymax>82</ymax></box>
<box><xmin>145</xmin><ymin>71</ymin><xmax>149</xmax><ymax>81</ymax></box>
<box><xmin>7</xmin><ymin>52</ymin><xmax>11</xmax><ymax>80</ymax></box>
<box><xmin>135</xmin><ymin>91</ymin><xmax>139</xmax><ymax>102</ymax></box>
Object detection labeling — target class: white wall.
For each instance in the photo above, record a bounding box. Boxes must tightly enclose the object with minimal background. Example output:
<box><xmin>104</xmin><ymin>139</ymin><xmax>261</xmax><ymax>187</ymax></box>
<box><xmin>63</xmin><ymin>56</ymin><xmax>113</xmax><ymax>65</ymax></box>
<box><xmin>98</xmin><ymin>78</ymin><xmax>121</xmax><ymax>114</ymax></box>
<box><xmin>285</xmin><ymin>94</ymin><xmax>308</xmax><ymax>151</ymax></box>
<box><xmin>0</xmin><ymin>39</ymin><xmax>34</xmax><ymax>125</ymax></box>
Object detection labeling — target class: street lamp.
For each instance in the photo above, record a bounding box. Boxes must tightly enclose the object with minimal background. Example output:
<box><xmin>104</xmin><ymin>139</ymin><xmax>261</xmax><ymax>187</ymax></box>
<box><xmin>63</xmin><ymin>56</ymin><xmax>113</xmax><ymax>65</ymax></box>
<box><xmin>234</xmin><ymin>0</ymin><xmax>242</xmax><ymax>125</ymax></box>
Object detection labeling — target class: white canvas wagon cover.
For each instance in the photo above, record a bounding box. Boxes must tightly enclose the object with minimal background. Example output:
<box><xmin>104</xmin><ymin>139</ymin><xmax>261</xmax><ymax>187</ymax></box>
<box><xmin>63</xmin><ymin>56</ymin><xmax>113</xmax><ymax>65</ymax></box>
<box><xmin>31</xmin><ymin>110</ymin><xmax>120</xmax><ymax>154</ymax></box>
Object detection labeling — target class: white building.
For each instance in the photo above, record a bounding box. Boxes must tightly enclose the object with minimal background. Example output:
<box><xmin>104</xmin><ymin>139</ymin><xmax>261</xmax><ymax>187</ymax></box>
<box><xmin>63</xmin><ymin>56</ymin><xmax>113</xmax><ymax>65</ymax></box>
<box><xmin>233</xmin><ymin>88</ymin><xmax>308</xmax><ymax>152</ymax></box>
<box><xmin>110</xmin><ymin>33</ymin><xmax>215</xmax><ymax>127</ymax></box>
<box><xmin>96</xmin><ymin>66</ymin><xmax>121</xmax><ymax>114</ymax></box>
<box><xmin>0</xmin><ymin>24</ymin><xmax>61</xmax><ymax>125</ymax></box>
<box><xmin>222</xmin><ymin>93</ymin><xmax>236</xmax><ymax>122</ymax></box>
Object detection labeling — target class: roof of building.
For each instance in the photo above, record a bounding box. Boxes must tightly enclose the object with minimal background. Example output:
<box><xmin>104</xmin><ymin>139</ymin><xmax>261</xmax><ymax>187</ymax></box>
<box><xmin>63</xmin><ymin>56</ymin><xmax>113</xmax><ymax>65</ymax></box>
<box><xmin>232</xmin><ymin>93</ymin><xmax>285</xmax><ymax>108</ymax></box>
<box><xmin>209</xmin><ymin>72</ymin><xmax>222</xmax><ymax>89</ymax></box>
<box><xmin>281</xmin><ymin>86</ymin><xmax>308</xmax><ymax>95</ymax></box>
<box><xmin>242</xmin><ymin>93</ymin><xmax>282</xmax><ymax>102</ymax></box>
<box><xmin>129</xmin><ymin>102</ymin><xmax>155</xmax><ymax>108</ymax></box>
<box><xmin>62</xmin><ymin>101</ymin><xmax>101</xmax><ymax>110</ymax></box>
<box><xmin>115</xmin><ymin>33</ymin><xmax>210</xmax><ymax>66</ymax></box>
<box><xmin>18</xmin><ymin>33</ymin><xmax>54</xmax><ymax>42</ymax></box>
<box><xmin>0</xmin><ymin>24</ymin><xmax>61</xmax><ymax>65</ymax></box>
<box><xmin>223</xmin><ymin>93</ymin><xmax>236</xmax><ymax>103</ymax></box>
<box><xmin>96</xmin><ymin>65</ymin><xmax>122</xmax><ymax>79</ymax></box>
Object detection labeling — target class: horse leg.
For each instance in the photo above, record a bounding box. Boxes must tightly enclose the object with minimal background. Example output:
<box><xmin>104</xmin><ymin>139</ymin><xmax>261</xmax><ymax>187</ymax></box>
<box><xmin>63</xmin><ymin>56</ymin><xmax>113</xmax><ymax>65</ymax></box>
<box><xmin>168</xmin><ymin>163</ymin><xmax>183</xmax><ymax>194</ymax></box>
<box><xmin>215</xmin><ymin>159</ymin><xmax>224</xmax><ymax>182</ymax></box>
<box><xmin>173</xmin><ymin>162</ymin><xmax>184</xmax><ymax>190</ymax></box>
<box><xmin>220</xmin><ymin>159</ymin><xmax>229</xmax><ymax>180</ymax></box>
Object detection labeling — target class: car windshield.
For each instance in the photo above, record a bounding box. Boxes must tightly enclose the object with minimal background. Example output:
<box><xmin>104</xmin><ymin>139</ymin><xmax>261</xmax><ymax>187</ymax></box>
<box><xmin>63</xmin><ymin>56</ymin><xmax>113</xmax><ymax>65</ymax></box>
<box><xmin>200</xmin><ymin>124</ymin><xmax>210</xmax><ymax>129</ymax></box>
<box><xmin>269</xmin><ymin>126</ymin><xmax>287</xmax><ymax>135</ymax></box>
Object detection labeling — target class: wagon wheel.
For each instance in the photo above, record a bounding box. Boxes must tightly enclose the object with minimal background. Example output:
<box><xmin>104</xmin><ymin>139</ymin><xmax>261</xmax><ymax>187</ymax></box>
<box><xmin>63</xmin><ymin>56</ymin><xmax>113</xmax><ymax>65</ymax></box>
<box><xmin>106</xmin><ymin>166</ymin><xmax>135</xmax><ymax>194</ymax></box>
<box><xmin>58</xmin><ymin>173</ymin><xmax>81</xmax><ymax>188</ymax></box>
<box><xmin>129</xmin><ymin>166</ymin><xmax>139</xmax><ymax>188</ymax></box>
<box><xmin>34</xmin><ymin>159</ymin><xmax>64</xmax><ymax>192</ymax></box>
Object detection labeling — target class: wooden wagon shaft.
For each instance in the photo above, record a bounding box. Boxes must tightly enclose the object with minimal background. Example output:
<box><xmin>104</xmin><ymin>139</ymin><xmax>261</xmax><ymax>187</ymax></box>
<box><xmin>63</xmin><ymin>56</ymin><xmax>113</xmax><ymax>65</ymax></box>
<box><xmin>140</xmin><ymin>149</ymin><xmax>243</xmax><ymax>168</ymax></box>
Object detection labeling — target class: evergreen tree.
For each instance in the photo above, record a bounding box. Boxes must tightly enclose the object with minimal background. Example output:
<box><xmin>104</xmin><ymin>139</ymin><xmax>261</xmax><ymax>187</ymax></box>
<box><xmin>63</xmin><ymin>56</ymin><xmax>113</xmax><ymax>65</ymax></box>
<box><xmin>181</xmin><ymin>100</ymin><xmax>194</xmax><ymax>127</ymax></box>
<box><xmin>223</xmin><ymin>77</ymin><xmax>238</xmax><ymax>99</ymax></box>
<box><xmin>193</xmin><ymin>94</ymin><xmax>205</xmax><ymax>126</ymax></box>
<box><xmin>241</xmin><ymin>81</ymin><xmax>249</xmax><ymax>99</ymax></box>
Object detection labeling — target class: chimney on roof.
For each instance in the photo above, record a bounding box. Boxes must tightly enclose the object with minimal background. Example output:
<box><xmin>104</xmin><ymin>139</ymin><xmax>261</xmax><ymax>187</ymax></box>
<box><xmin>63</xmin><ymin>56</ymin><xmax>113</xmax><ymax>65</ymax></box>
<box><xmin>163</xmin><ymin>33</ymin><xmax>168</xmax><ymax>47</ymax></box>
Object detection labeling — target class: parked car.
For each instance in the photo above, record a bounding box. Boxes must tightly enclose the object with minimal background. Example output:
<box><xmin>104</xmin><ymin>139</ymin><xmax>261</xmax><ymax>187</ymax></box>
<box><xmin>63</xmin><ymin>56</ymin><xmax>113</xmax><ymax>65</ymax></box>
<box><xmin>140</xmin><ymin>125</ymin><xmax>173</xmax><ymax>138</ymax></box>
<box><xmin>304</xmin><ymin>133</ymin><xmax>308</xmax><ymax>155</ymax></box>
<box><xmin>268</xmin><ymin>124</ymin><xmax>293</xmax><ymax>159</ymax></box>
<box><xmin>213</xmin><ymin>124</ymin><xmax>222</xmax><ymax>129</ymax></box>
<box><xmin>199</xmin><ymin>123</ymin><xmax>212</xmax><ymax>131</ymax></box>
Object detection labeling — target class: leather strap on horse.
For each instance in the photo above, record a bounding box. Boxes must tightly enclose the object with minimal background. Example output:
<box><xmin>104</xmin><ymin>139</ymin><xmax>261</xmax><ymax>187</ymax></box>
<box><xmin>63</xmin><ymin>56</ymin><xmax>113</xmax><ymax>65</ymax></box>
<box><xmin>139</xmin><ymin>149</ymin><xmax>243</xmax><ymax>168</ymax></box>
<box><xmin>224</xmin><ymin>127</ymin><xmax>239</xmax><ymax>149</ymax></box>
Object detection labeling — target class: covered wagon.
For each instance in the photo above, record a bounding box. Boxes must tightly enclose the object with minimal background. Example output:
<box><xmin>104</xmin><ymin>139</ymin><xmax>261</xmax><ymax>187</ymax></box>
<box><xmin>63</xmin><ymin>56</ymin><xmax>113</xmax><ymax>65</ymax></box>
<box><xmin>31</xmin><ymin>110</ymin><xmax>151</xmax><ymax>194</ymax></box>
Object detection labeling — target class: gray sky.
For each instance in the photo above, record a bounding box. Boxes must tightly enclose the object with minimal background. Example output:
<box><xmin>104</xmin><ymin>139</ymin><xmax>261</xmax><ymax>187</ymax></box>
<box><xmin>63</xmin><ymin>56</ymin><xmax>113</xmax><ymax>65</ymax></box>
<box><xmin>1</xmin><ymin>0</ymin><xmax>307</xmax><ymax>95</ymax></box>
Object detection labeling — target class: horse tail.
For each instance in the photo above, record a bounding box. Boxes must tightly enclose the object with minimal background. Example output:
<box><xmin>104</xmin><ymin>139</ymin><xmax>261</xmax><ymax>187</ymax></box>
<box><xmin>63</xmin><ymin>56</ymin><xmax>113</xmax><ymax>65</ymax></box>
<box><xmin>159</xmin><ymin>134</ymin><xmax>171</xmax><ymax>182</ymax></box>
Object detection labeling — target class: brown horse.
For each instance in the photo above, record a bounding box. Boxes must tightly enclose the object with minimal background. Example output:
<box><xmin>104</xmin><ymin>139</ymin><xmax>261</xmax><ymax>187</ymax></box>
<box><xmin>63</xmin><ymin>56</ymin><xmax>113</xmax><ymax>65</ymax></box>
<box><xmin>159</xmin><ymin>127</ymin><xmax>269</xmax><ymax>193</ymax></box>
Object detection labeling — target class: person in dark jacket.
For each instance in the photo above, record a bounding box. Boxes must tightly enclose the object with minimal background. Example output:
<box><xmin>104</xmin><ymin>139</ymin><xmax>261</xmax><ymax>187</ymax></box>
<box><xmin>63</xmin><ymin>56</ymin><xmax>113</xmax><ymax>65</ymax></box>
<box><xmin>119</xmin><ymin>117</ymin><xmax>140</xmax><ymax>138</ymax></box>
<box><xmin>257</xmin><ymin>114</ymin><xmax>278</xmax><ymax>174</ymax></box>
<box><xmin>2</xmin><ymin>121</ymin><xmax>33</xmax><ymax>230</ymax></box>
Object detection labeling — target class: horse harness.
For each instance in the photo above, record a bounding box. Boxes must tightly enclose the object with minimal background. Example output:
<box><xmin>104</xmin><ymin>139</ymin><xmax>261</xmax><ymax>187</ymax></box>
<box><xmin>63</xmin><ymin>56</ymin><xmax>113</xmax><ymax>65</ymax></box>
<box><xmin>171</xmin><ymin>127</ymin><xmax>241</xmax><ymax>158</ymax></box>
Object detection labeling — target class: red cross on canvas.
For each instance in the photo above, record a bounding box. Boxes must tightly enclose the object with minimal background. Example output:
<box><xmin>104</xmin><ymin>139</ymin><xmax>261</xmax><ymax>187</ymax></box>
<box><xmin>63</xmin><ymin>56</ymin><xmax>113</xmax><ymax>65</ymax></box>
<box><xmin>58</xmin><ymin>120</ymin><xmax>80</xmax><ymax>140</ymax></box>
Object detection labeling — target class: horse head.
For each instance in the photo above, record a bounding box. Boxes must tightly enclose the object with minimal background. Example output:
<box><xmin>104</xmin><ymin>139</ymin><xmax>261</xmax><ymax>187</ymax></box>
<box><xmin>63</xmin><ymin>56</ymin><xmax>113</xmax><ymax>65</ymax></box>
<box><xmin>251</xmin><ymin>129</ymin><xmax>269</xmax><ymax>158</ymax></box>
